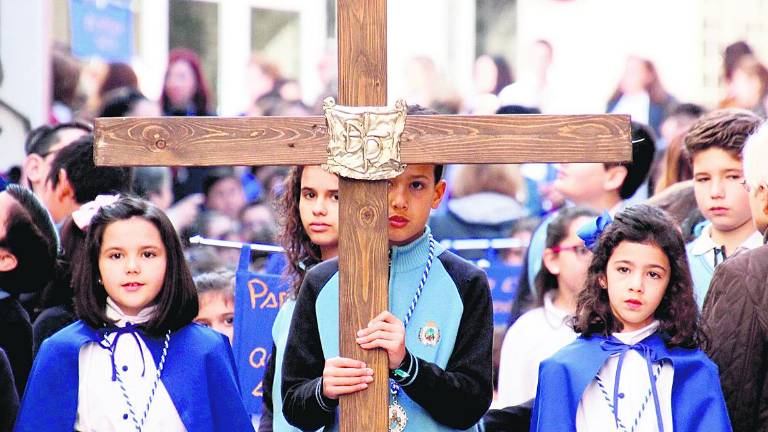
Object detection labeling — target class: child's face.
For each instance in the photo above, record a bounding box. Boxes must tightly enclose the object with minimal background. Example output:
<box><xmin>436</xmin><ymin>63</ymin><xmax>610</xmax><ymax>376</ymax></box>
<box><xmin>98</xmin><ymin>217</ymin><xmax>167</xmax><ymax>316</ymax></box>
<box><xmin>692</xmin><ymin>148</ymin><xmax>752</xmax><ymax>233</ymax></box>
<box><xmin>553</xmin><ymin>163</ymin><xmax>612</xmax><ymax>204</ymax></box>
<box><xmin>299</xmin><ymin>166</ymin><xmax>339</xmax><ymax>257</ymax></box>
<box><xmin>194</xmin><ymin>291</ymin><xmax>234</xmax><ymax>344</ymax></box>
<box><xmin>387</xmin><ymin>164</ymin><xmax>446</xmax><ymax>246</ymax></box>
<box><xmin>206</xmin><ymin>177</ymin><xmax>246</xmax><ymax>219</ymax></box>
<box><xmin>603</xmin><ymin>241</ymin><xmax>670</xmax><ymax>333</ymax></box>
<box><xmin>543</xmin><ymin>216</ymin><xmax>595</xmax><ymax>297</ymax></box>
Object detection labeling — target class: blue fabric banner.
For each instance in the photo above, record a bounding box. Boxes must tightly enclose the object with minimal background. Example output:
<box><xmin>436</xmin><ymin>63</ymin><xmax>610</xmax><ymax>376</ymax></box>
<box><xmin>70</xmin><ymin>0</ymin><xmax>133</xmax><ymax>62</ymax></box>
<box><xmin>233</xmin><ymin>246</ymin><xmax>290</xmax><ymax>414</ymax></box>
<box><xmin>484</xmin><ymin>264</ymin><xmax>522</xmax><ymax>326</ymax></box>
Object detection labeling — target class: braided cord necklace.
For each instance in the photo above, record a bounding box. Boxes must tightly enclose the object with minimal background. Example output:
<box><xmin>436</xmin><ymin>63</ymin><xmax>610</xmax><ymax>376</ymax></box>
<box><xmin>112</xmin><ymin>330</ymin><xmax>172</xmax><ymax>432</ymax></box>
<box><xmin>594</xmin><ymin>362</ymin><xmax>664</xmax><ymax>432</ymax></box>
<box><xmin>389</xmin><ymin>235</ymin><xmax>436</xmax><ymax>432</ymax></box>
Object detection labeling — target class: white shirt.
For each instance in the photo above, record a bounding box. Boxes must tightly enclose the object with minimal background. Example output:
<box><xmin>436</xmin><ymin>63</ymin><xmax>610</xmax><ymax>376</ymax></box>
<box><xmin>689</xmin><ymin>224</ymin><xmax>764</xmax><ymax>263</ymax></box>
<box><xmin>609</xmin><ymin>91</ymin><xmax>650</xmax><ymax>126</ymax></box>
<box><xmin>576</xmin><ymin>321</ymin><xmax>673</xmax><ymax>432</ymax></box>
<box><xmin>495</xmin><ymin>291</ymin><xmax>578</xmax><ymax>408</ymax></box>
<box><xmin>75</xmin><ymin>299</ymin><xmax>186</xmax><ymax>432</ymax></box>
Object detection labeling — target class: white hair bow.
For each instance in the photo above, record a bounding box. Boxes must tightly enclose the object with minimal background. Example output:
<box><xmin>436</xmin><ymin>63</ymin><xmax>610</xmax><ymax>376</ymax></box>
<box><xmin>72</xmin><ymin>194</ymin><xmax>120</xmax><ymax>230</ymax></box>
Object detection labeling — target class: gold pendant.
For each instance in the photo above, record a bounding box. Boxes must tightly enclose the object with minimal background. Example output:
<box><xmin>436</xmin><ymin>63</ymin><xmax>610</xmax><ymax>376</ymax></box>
<box><xmin>389</xmin><ymin>400</ymin><xmax>408</xmax><ymax>432</ymax></box>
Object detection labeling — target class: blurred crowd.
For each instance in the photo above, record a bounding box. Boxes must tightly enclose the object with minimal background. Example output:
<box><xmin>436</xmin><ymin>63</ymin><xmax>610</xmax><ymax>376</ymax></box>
<box><xmin>1</xmin><ymin>34</ymin><xmax>768</xmax><ymax>431</ymax></box>
<box><xmin>0</xmin><ymin>37</ymin><xmax>764</xmax><ymax>290</ymax></box>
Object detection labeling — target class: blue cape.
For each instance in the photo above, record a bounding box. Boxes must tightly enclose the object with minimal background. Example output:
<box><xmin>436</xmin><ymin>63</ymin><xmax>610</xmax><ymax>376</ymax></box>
<box><xmin>530</xmin><ymin>333</ymin><xmax>731</xmax><ymax>432</ymax></box>
<box><xmin>14</xmin><ymin>321</ymin><xmax>254</xmax><ymax>432</ymax></box>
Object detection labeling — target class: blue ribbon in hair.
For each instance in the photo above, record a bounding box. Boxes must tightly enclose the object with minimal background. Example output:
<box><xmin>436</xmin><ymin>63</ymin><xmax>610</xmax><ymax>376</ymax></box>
<box><xmin>577</xmin><ymin>211</ymin><xmax>612</xmax><ymax>251</ymax></box>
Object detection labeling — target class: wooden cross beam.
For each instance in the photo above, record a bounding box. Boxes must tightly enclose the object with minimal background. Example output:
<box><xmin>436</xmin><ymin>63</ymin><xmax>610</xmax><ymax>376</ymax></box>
<box><xmin>94</xmin><ymin>0</ymin><xmax>630</xmax><ymax>430</ymax></box>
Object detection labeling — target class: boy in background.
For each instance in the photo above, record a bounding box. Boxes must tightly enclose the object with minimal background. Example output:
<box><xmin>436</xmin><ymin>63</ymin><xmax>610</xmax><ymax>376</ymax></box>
<box><xmin>684</xmin><ymin>109</ymin><xmax>763</xmax><ymax>307</ymax></box>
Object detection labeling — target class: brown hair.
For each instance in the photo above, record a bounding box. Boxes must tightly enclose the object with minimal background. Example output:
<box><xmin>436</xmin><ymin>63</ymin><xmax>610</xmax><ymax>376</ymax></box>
<box><xmin>653</xmin><ymin>134</ymin><xmax>693</xmax><ymax>193</ymax></box>
<box><xmin>572</xmin><ymin>204</ymin><xmax>700</xmax><ymax>348</ymax></box>
<box><xmin>609</xmin><ymin>57</ymin><xmax>670</xmax><ymax>106</ymax></box>
<box><xmin>450</xmin><ymin>164</ymin><xmax>526</xmax><ymax>201</ymax></box>
<box><xmin>194</xmin><ymin>269</ymin><xmax>235</xmax><ymax>303</ymax></box>
<box><xmin>98</xmin><ymin>63</ymin><xmax>138</xmax><ymax>97</ymax></box>
<box><xmin>646</xmin><ymin>180</ymin><xmax>698</xmax><ymax>229</ymax></box>
<box><xmin>161</xmin><ymin>48</ymin><xmax>212</xmax><ymax>115</ymax></box>
<box><xmin>684</xmin><ymin>108</ymin><xmax>762</xmax><ymax>160</ymax></box>
<box><xmin>277</xmin><ymin>166</ymin><xmax>322</xmax><ymax>297</ymax></box>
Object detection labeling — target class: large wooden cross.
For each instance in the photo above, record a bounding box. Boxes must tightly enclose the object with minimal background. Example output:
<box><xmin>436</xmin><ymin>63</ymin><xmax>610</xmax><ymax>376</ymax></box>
<box><xmin>94</xmin><ymin>0</ymin><xmax>630</xmax><ymax>429</ymax></box>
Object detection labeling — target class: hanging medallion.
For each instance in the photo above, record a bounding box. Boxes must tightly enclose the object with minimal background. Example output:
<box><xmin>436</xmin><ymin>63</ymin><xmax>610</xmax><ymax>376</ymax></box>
<box><xmin>389</xmin><ymin>399</ymin><xmax>408</xmax><ymax>432</ymax></box>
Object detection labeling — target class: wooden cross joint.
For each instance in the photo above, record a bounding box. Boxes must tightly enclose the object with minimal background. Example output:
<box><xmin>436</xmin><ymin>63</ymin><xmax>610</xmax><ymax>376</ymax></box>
<box><xmin>322</xmin><ymin>97</ymin><xmax>408</xmax><ymax>180</ymax></box>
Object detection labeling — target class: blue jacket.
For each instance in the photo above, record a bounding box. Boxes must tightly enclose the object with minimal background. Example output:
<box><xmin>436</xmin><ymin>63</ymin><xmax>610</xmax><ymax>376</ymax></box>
<box><xmin>531</xmin><ymin>333</ymin><xmax>731</xmax><ymax>431</ymax></box>
<box><xmin>14</xmin><ymin>321</ymin><xmax>254</xmax><ymax>432</ymax></box>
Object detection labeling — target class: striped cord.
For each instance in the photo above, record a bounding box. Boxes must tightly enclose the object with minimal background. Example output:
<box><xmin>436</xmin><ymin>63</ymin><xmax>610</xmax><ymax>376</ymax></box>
<box><xmin>595</xmin><ymin>362</ymin><xmax>663</xmax><ymax>432</ymax></box>
<box><xmin>402</xmin><ymin>235</ymin><xmax>436</xmax><ymax>328</ymax></box>
<box><xmin>390</xmin><ymin>235</ymin><xmax>436</xmax><ymax>404</ymax></box>
<box><xmin>114</xmin><ymin>330</ymin><xmax>171</xmax><ymax>432</ymax></box>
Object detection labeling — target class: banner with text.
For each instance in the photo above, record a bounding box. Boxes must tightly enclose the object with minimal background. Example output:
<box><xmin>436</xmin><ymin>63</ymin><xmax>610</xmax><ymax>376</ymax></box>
<box><xmin>233</xmin><ymin>247</ymin><xmax>290</xmax><ymax>414</ymax></box>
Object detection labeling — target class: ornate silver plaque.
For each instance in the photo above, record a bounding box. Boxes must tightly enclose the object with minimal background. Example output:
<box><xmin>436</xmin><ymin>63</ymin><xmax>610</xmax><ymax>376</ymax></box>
<box><xmin>322</xmin><ymin>97</ymin><xmax>407</xmax><ymax>180</ymax></box>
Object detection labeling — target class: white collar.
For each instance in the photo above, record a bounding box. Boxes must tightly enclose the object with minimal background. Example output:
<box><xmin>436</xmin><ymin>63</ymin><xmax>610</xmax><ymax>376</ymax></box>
<box><xmin>689</xmin><ymin>224</ymin><xmax>717</xmax><ymax>256</ymax></box>
<box><xmin>690</xmin><ymin>224</ymin><xmax>763</xmax><ymax>256</ymax></box>
<box><xmin>613</xmin><ymin>320</ymin><xmax>659</xmax><ymax>345</ymax></box>
<box><xmin>105</xmin><ymin>297</ymin><xmax>156</xmax><ymax>327</ymax></box>
<box><xmin>542</xmin><ymin>290</ymin><xmax>573</xmax><ymax>329</ymax></box>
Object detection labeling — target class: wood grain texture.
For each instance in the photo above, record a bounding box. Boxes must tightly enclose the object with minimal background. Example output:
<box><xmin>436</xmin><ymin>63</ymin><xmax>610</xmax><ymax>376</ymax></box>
<box><xmin>338</xmin><ymin>179</ymin><xmax>390</xmax><ymax>432</ymax></box>
<box><xmin>336</xmin><ymin>0</ymin><xmax>389</xmax><ymax>430</ymax></box>
<box><xmin>400</xmin><ymin>114</ymin><xmax>631</xmax><ymax>163</ymax></box>
<box><xmin>337</xmin><ymin>0</ymin><xmax>387</xmax><ymax>107</ymax></box>
<box><xmin>94</xmin><ymin>114</ymin><xmax>631</xmax><ymax>166</ymax></box>
<box><xmin>93</xmin><ymin>116</ymin><xmax>329</xmax><ymax>166</ymax></box>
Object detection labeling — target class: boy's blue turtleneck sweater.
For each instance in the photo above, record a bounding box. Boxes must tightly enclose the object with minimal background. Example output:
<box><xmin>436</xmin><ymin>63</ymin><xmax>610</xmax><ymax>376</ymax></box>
<box><xmin>281</xmin><ymin>228</ymin><xmax>493</xmax><ymax>431</ymax></box>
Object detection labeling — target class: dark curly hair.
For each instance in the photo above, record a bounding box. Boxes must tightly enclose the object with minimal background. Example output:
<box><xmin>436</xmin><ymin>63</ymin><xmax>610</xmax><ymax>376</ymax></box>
<box><xmin>572</xmin><ymin>204</ymin><xmax>701</xmax><ymax>348</ymax></box>
<box><xmin>277</xmin><ymin>166</ymin><xmax>323</xmax><ymax>297</ymax></box>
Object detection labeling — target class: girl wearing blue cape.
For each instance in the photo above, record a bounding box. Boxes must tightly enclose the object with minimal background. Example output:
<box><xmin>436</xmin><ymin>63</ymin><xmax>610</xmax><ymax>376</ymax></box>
<box><xmin>15</xmin><ymin>196</ymin><xmax>253</xmax><ymax>432</ymax></box>
<box><xmin>531</xmin><ymin>204</ymin><xmax>731</xmax><ymax>432</ymax></box>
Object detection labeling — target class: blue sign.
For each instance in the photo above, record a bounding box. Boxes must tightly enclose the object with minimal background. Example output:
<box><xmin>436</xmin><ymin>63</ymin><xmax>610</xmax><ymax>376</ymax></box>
<box><xmin>233</xmin><ymin>247</ymin><xmax>291</xmax><ymax>415</ymax></box>
<box><xmin>484</xmin><ymin>264</ymin><xmax>522</xmax><ymax>326</ymax></box>
<box><xmin>70</xmin><ymin>0</ymin><xmax>133</xmax><ymax>62</ymax></box>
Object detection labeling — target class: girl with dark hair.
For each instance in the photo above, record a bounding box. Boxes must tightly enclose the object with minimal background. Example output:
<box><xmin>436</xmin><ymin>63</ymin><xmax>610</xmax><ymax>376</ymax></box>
<box><xmin>496</xmin><ymin>206</ymin><xmax>596</xmax><ymax>408</ymax></box>
<box><xmin>531</xmin><ymin>204</ymin><xmax>731</xmax><ymax>431</ymax></box>
<box><xmin>16</xmin><ymin>196</ymin><xmax>253</xmax><ymax>432</ymax></box>
<box><xmin>161</xmin><ymin>48</ymin><xmax>212</xmax><ymax>116</ymax></box>
<box><xmin>260</xmin><ymin>165</ymin><xmax>339</xmax><ymax>431</ymax></box>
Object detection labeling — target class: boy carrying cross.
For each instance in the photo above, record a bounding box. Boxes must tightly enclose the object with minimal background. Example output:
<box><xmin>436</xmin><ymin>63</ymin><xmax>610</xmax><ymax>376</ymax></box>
<box><xmin>281</xmin><ymin>162</ymin><xmax>494</xmax><ymax>431</ymax></box>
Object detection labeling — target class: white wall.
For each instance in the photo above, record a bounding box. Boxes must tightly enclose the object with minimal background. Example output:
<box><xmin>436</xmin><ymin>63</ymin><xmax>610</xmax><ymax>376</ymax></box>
<box><xmin>387</xmin><ymin>0</ymin><xmax>476</xmax><ymax>105</ymax></box>
<box><xmin>134</xmin><ymin>0</ymin><xmax>169</xmax><ymax>101</ymax></box>
<box><xmin>0</xmin><ymin>0</ymin><xmax>49</xmax><ymax>170</ymax></box>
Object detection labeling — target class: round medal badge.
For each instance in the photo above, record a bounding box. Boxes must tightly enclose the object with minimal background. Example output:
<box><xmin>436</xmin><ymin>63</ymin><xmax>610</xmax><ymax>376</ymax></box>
<box><xmin>418</xmin><ymin>321</ymin><xmax>440</xmax><ymax>346</ymax></box>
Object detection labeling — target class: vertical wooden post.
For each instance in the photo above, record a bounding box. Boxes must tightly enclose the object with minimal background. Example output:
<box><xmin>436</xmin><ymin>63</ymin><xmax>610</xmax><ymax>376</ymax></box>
<box><xmin>336</xmin><ymin>0</ymin><xmax>390</xmax><ymax>431</ymax></box>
